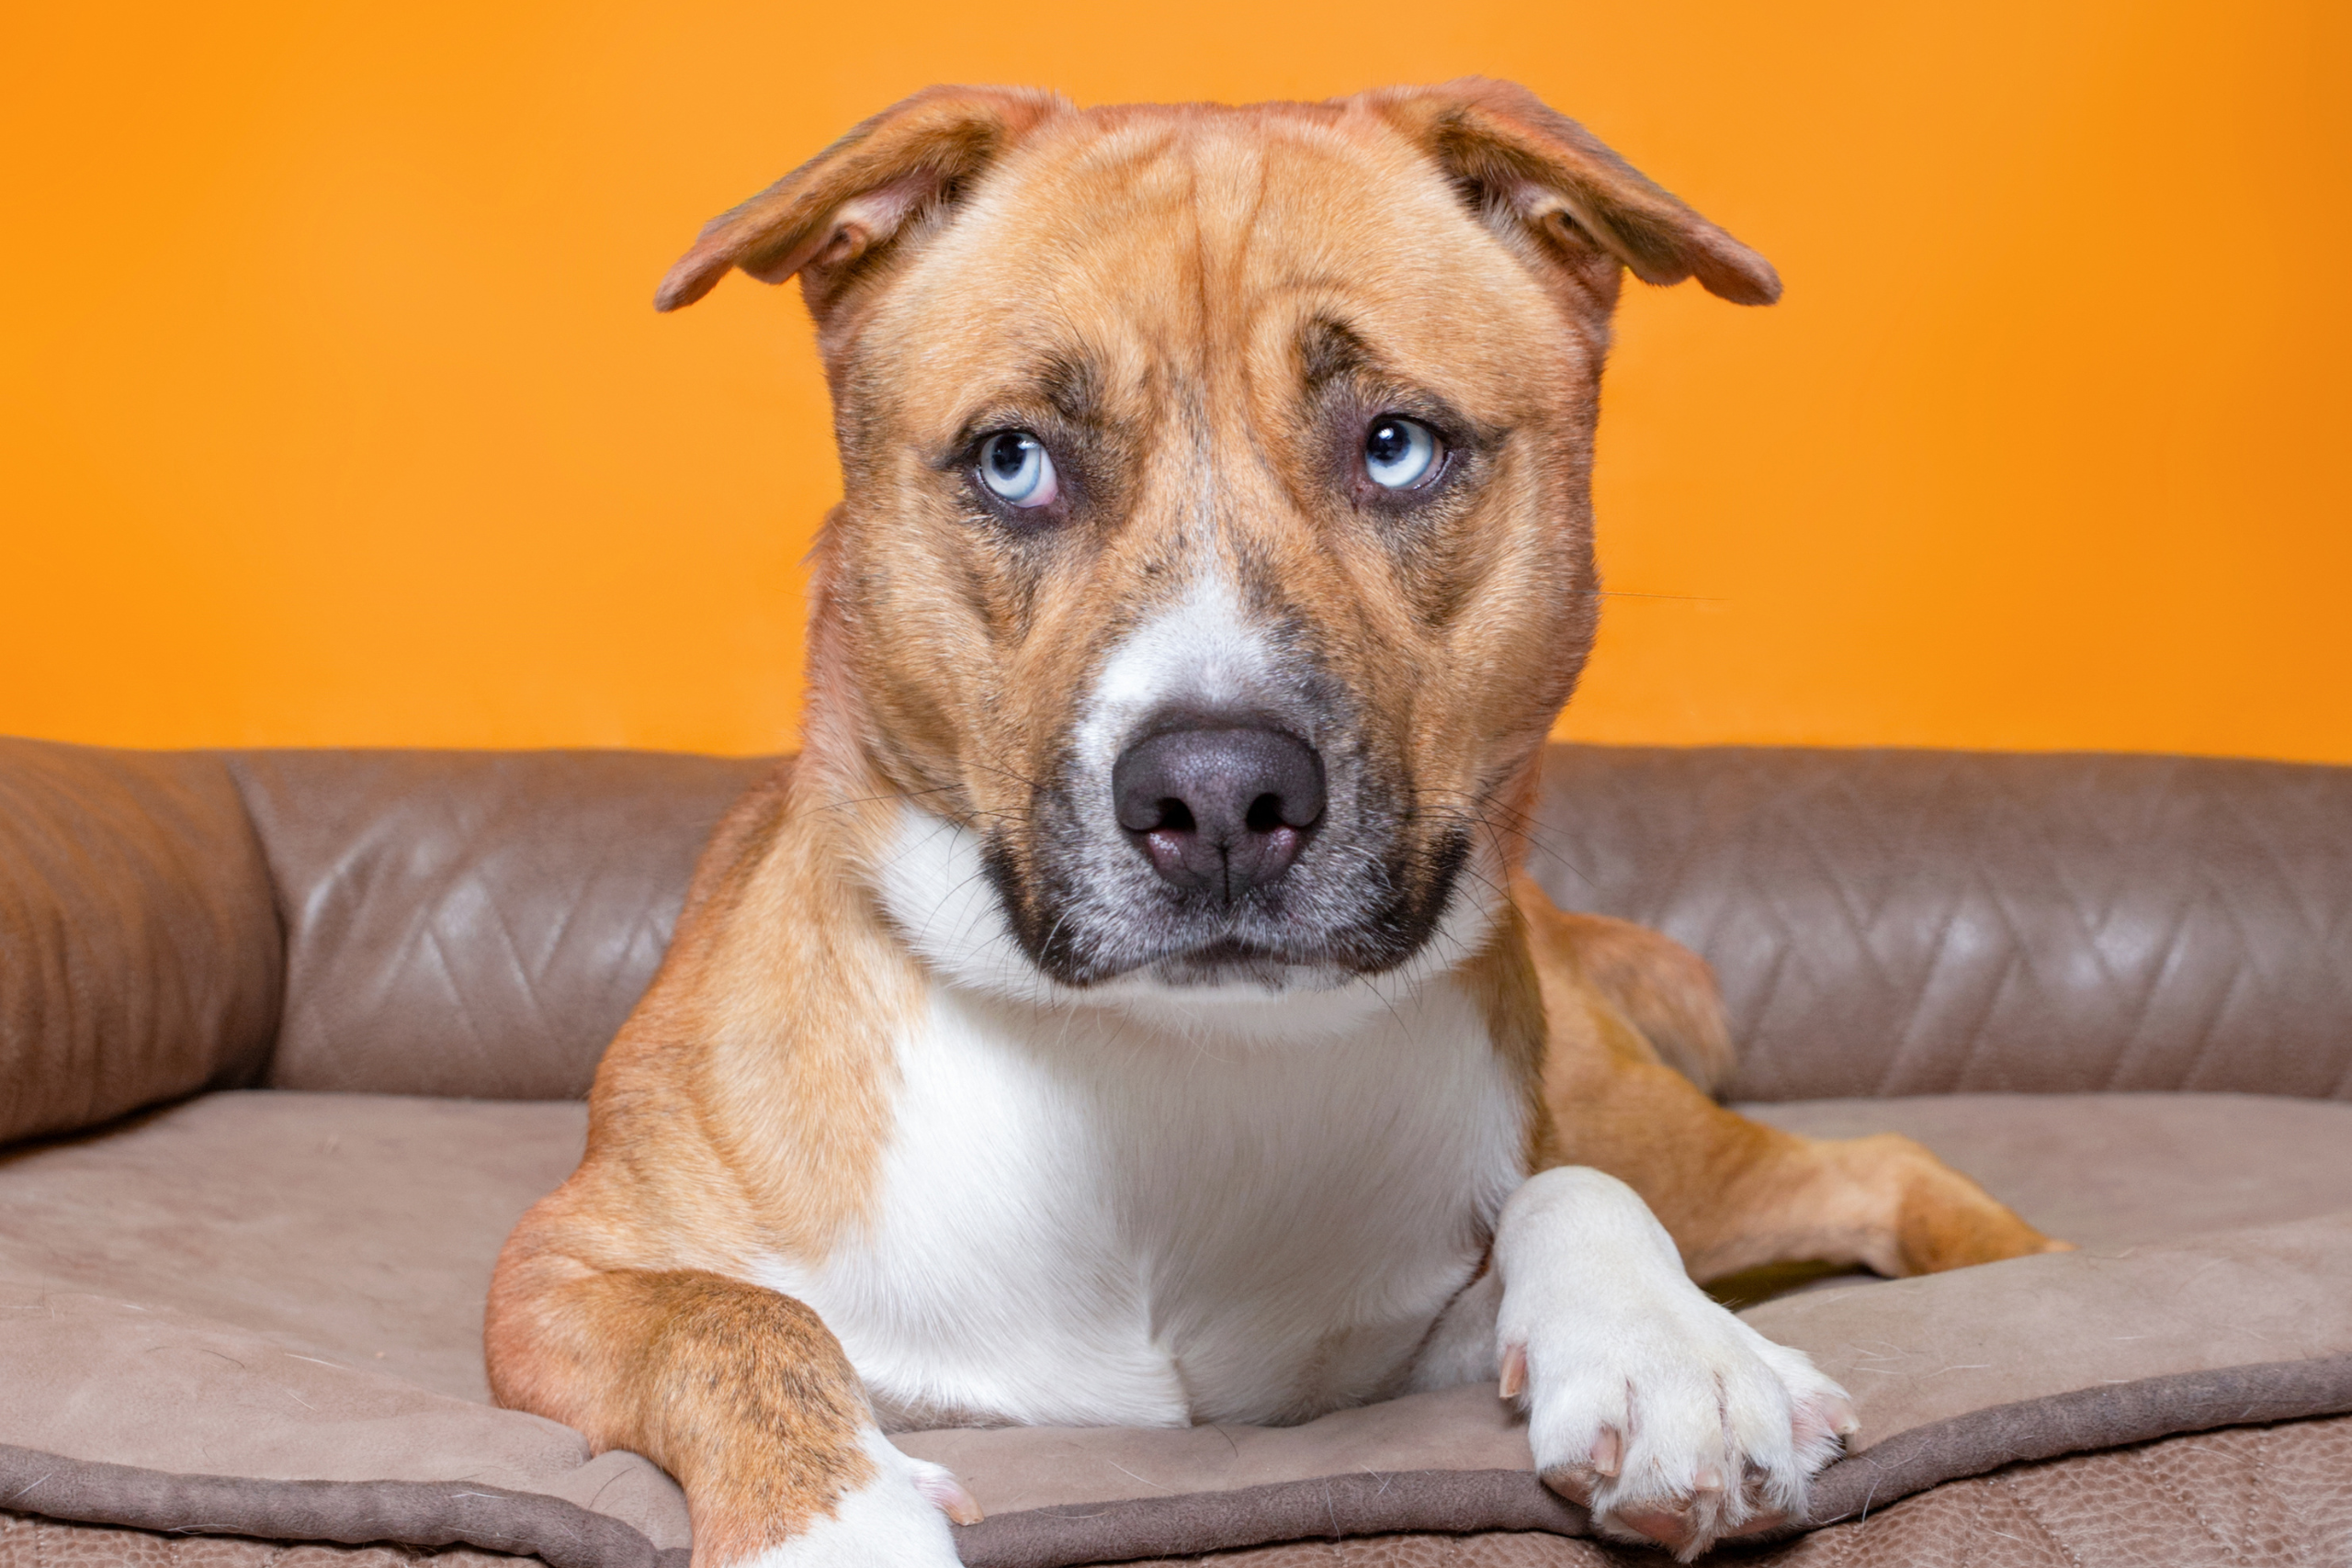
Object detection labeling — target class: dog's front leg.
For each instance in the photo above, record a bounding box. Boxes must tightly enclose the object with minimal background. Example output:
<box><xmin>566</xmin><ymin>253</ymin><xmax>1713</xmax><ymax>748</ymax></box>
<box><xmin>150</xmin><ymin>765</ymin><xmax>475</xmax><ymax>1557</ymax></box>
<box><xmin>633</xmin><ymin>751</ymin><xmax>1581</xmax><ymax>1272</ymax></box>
<box><xmin>487</xmin><ymin>1252</ymin><xmax>973</xmax><ymax>1568</ymax></box>
<box><xmin>1479</xmin><ymin>1168</ymin><xmax>1856</xmax><ymax>1560</ymax></box>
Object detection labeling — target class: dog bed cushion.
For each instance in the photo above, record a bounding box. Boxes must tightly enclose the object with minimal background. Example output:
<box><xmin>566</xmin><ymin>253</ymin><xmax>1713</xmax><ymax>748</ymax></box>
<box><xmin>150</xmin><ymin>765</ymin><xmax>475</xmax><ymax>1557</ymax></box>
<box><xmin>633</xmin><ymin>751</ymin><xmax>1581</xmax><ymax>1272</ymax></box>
<box><xmin>4</xmin><ymin>1090</ymin><xmax>2350</xmax><ymax>1567</ymax></box>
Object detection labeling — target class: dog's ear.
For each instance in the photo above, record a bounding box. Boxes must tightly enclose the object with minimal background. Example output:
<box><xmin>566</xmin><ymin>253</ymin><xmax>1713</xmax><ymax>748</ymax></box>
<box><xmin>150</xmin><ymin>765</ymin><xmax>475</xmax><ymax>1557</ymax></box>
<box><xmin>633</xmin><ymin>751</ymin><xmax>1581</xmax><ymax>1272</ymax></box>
<box><xmin>1360</xmin><ymin>78</ymin><xmax>1780</xmax><ymax>307</ymax></box>
<box><xmin>654</xmin><ymin>85</ymin><xmax>1069</xmax><ymax>313</ymax></box>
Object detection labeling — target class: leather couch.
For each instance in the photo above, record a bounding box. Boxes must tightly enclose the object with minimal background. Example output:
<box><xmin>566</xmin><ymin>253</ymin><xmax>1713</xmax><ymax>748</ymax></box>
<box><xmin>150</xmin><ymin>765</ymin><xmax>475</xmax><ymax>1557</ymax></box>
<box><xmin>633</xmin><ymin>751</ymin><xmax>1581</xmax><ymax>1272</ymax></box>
<box><xmin>3</xmin><ymin>738</ymin><xmax>2348</xmax><ymax>1567</ymax></box>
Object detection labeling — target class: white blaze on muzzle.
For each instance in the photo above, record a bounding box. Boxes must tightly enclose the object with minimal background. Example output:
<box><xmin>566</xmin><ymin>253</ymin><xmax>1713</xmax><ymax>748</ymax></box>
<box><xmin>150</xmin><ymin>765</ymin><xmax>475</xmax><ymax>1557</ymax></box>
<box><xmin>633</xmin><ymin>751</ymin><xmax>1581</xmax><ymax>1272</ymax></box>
<box><xmin>1071</xmin><ymin>573</ymin><xmax>1292</xmax><ymax>775</ymax></box>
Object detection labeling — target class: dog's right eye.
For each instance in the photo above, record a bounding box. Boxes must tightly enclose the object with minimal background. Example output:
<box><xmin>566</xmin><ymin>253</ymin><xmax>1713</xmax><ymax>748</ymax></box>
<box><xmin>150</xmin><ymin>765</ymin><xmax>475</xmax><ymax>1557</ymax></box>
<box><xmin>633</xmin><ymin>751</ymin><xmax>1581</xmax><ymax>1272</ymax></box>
<box><xmin>1363</xmin><ymin>416</ymin><xmax>1442</xmax><ymax>491</ymax></box>
<box><xmin>976</xmin><ymin>432</ymin><xmax>1059</xmax><ymax>509</ymax></box>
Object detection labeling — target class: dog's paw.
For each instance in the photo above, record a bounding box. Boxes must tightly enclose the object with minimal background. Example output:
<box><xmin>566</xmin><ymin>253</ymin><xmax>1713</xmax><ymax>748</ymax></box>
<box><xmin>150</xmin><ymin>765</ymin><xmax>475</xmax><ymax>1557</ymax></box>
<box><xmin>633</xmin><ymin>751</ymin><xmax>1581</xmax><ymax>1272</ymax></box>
<box><xmin>739</xmin><ymin>1430</ymin><xmax>976</xmax><ymax>1568</ymax></box>
<box><xmin>1503</xmin><ymin>1303</ymin><xmax>1854</xmax><ymax>1558</ymax></box>
<box><xmin>1494</xmin><ymin>1168</ymin><xmax>1856</xmax><ymax>1560</ymax></box>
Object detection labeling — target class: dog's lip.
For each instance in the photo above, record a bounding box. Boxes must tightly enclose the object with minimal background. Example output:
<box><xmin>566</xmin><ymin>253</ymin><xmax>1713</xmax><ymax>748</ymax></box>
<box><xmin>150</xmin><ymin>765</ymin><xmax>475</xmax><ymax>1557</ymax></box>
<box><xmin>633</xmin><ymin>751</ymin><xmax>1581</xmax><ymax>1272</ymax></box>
<box><xmin>1101</xmin><ymin>933</ymin><xmax>1358</xmax><ymax>984</ymax></box>
<box><xmin>1159</xmin><ymin>936</ymin><xmax>1316</xmax><ymax>965</ymax></box>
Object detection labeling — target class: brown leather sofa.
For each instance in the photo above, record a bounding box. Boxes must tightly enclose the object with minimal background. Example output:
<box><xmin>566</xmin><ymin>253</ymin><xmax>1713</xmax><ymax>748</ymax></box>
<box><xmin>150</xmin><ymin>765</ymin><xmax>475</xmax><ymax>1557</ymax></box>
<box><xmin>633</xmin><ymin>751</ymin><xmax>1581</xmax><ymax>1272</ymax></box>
<box><xmin>4</xmin><ymin>737</ymin><xmax>2349</xmax><ymax>1568</ymax></box>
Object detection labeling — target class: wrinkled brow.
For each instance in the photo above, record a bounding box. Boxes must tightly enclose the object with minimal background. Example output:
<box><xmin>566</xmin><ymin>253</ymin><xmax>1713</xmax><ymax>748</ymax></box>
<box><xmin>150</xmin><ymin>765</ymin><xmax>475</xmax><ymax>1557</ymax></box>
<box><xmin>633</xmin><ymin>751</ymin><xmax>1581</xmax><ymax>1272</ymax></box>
<box><xmin>944</xmin><ymin>348</ymin><xmax>1115</xmax><ymax>457</ymax></box>
<box><xmin>1294</xmin><ymin>312</ymin><xmax>1501</xmax><ymax>453</ymax></box>
<box><xmin>1297</xmin><ymin>315</ymin><xmax>1380</xmax><ymax>393</ymax></box>
<box><xmin>1034</xmin><ymin>349</ymin><xmax>1106</xmax><ymax>425</ymax></box>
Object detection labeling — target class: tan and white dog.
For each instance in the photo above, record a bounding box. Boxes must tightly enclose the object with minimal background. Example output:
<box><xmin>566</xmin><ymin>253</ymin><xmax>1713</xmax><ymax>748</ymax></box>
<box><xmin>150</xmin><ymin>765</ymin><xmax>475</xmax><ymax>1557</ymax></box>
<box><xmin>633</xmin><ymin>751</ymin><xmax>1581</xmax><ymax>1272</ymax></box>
<box><xmin>486</xmin><ymin>80</ymin><xmax>2060</xmax><ymax>1566</ymax></box>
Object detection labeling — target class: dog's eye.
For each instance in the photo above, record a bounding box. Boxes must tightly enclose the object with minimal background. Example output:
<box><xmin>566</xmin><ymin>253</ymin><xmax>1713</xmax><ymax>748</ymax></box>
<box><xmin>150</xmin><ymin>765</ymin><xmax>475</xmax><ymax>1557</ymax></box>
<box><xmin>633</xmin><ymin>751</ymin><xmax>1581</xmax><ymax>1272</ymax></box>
<box><xmin>1363</xmin><ymin>417</ymin><xmax>1442</xmax><ymax>491</ymax></box>
<box><xmin>977</xmin><ymin>431</ymin><xmax>1059</xmax><ymax>508</ymax></box>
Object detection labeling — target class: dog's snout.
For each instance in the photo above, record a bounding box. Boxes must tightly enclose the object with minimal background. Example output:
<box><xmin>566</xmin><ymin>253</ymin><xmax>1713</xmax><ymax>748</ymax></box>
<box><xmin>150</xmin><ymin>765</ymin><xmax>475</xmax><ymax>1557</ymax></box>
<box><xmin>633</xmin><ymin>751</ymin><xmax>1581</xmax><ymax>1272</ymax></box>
<box><xmin>1112</xmin><ymin>727</ymin><xmax>1326</xmax><ymax>897</ymax></box>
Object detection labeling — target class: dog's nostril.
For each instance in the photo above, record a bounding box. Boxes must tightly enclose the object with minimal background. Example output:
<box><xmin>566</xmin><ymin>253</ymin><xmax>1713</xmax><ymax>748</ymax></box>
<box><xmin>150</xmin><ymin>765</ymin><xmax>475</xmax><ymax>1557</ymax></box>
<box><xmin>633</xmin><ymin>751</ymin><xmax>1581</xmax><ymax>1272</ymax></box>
<box><xmin>1111</xmin><ymin>725</ymin><xmax>1327</xmax><ymax>897</ymax></box>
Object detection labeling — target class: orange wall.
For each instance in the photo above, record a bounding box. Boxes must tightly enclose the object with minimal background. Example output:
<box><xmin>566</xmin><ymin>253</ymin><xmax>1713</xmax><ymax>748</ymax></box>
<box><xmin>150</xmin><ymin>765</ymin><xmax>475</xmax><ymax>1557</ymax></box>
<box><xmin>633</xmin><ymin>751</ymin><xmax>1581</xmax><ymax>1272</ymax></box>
<box><xmin>5</xmin><ymin>2</ymin><xmax>2347</xmax><ymax>761</ymax></box>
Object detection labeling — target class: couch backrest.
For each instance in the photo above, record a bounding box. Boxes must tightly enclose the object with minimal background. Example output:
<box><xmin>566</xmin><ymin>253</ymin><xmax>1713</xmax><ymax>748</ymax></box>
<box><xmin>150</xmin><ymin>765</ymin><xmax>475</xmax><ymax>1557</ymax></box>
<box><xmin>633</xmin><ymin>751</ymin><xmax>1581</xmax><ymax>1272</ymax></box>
<box><xmin>225</xmin><ymin>750</ymin><xmax>765</xmax><ymax>1100</ymax></box>
<box><xmin>1528</xmin><ymin>748</ymin><xmax>2352</xmax><ymax>1102</ymax></box>
<box><xmin>3</xmin><ymin>738</ymin><xmax>2346</xmax><ymax>1146</ymax></box>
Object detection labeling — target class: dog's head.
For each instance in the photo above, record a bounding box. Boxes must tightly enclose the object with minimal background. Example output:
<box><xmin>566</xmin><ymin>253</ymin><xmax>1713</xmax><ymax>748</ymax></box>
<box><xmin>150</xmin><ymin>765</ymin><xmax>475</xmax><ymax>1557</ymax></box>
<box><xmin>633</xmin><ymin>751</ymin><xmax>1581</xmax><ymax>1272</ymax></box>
<box><xmin>661</xmin><ymin>81</ymin><xmax>1774</xmax><ymax>1008</ymax></box>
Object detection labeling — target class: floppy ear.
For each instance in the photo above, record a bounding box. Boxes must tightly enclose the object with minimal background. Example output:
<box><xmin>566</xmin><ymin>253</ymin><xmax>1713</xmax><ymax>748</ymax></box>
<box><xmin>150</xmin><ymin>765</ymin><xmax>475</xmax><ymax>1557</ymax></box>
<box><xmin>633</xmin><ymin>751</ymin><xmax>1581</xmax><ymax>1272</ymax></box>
<box><xmin>654</xmin><ymin>85</ymin><xmax>1069</xmax><ymax>312</ymax></box>
<box><xmin>1360</xmin><ymin>78</ymin><xmax>1781</xmax><ymax>307</ymax></box>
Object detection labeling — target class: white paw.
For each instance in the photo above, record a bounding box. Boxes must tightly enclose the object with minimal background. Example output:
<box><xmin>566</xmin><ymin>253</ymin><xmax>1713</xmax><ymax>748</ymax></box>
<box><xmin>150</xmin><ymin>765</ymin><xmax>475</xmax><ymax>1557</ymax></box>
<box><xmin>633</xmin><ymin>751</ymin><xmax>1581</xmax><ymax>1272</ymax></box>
<box><xmin>1495</xmin><ymin>1168</ymin><xmax>1856</xmax><ymax>1560</ymax></box>
<box><xmin>741</xmin><ymin>1429</ymin><xmax>976</xmax><ymax>1568</ymax></box>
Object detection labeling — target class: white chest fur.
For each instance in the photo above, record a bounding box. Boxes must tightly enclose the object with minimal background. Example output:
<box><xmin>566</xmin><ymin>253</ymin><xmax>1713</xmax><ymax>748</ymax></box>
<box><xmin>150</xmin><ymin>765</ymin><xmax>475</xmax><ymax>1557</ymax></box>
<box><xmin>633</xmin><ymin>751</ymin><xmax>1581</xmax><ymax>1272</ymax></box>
<box><xmin>751</xmin><ymin>973</ymin><xmax>1527</xmax><ymax>1430</ymax></box>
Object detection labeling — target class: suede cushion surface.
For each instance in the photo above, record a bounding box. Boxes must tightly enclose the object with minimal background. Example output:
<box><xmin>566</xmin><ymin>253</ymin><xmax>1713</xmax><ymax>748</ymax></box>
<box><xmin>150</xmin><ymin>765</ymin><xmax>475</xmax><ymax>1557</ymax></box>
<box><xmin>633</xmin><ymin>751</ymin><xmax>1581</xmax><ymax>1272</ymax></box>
<box><xmin>5</xmin><ymin>1091</ymin><xmax>2352</xmax><ymax>1565</ymax></box>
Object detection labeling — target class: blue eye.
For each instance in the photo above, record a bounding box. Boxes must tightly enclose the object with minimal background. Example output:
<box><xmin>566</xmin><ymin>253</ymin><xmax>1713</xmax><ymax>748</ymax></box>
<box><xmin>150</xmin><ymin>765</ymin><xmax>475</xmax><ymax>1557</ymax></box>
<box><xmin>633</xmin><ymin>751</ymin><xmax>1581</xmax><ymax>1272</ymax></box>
<box><xmin>978</xmin><ymin>431</ymin><xmax>1058</xmax><ymax>508</ymax></box>
<box><xmin>1364</xmin><ymin>417</ymin><xmax>1441</xmax><ymax>490</ymax></box>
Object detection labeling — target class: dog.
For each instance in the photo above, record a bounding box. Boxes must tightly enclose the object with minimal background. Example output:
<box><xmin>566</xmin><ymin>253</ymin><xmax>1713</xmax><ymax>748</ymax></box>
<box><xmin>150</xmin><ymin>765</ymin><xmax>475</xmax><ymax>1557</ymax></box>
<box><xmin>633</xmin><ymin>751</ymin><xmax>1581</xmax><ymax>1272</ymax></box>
<box><xmin>485</xmin><ymin>79</ymin><xmax>2061</xmax><ymax>1566</ymax></box>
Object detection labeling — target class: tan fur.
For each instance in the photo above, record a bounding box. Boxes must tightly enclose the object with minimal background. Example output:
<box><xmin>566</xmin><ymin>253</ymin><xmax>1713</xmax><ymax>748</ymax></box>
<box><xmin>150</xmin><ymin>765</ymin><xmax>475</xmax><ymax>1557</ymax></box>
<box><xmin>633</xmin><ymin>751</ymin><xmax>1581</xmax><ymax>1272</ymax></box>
<box><xmin>487</xmin><ymin>768</ymin><xmax>929</xmax><ymax>1556</ymax></box>
<box><xmin>488</xmin><ymin>1258</ymin><xmax>876</xmax><ymax>1562</ymax></box>
<box><xmin>488</xmin><ymin>80</ymin><xmax>2059</xmax><ymax>1565</ymax></box>
<box><xmin>1515</xmin><ymin>870</ymin><xmax>2061</xmax><ymax>1282</ymax></box>
<box><xmin>1536</xmin><ymin>905</ymin><xmax>1738</xmax><ymax>1094</ymax></box>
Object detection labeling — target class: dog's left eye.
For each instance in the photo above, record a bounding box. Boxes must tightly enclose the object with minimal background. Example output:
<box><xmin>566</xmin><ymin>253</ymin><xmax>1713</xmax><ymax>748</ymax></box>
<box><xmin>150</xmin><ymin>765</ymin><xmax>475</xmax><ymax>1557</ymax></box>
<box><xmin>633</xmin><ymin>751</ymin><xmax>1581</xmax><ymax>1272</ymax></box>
<box><xmin>1363</xmin><ymin>416</ymin><xmax>1442</xmax><ymax>490</ymax></box>
<box><xmin>976</xmin><ymin>431</ymin><xmax>1059</xmax><ymax>508</ymax></box>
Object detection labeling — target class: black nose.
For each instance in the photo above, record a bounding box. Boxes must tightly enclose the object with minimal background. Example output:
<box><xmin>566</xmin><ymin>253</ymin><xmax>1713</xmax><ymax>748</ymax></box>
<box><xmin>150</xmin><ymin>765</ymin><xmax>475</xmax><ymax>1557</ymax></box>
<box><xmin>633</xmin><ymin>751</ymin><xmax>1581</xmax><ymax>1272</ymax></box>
<box><xmin>1112</xmin><ymin>726</ymin><xmax>1326</xmax><ymax>897</ymax></box>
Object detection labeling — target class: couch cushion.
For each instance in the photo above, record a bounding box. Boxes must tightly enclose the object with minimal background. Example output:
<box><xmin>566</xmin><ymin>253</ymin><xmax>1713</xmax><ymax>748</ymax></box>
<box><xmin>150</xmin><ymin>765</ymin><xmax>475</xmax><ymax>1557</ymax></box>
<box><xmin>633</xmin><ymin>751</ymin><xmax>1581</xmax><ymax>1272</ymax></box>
<box><xmin>0</xmin><ymin>739</ymin><xmax>279</xmax><ymax>1147</ymax></box>
<box><xmin>1746</xmin><ymin>1092</ymin><xmax>2352</xmax><ymax>1247</ymax></box>
<box><xmin>0</xmin><ymin>1092</ymin><xmax>582</xmax><ymax>1403</ymax></box>
<box><xmin>18</xmin><ymin>1412</ymin><xmax>2352</xmax><ymax>1568</ymax></box>
<box><xmin>1111</xmin><ymin>1416</ymin><xmax>2352</xmax><ymax>1567</ymax></box>
<box><xmin>4</xmin><ymin>1091</ymin><xmax>2350</xmax><ymax>1566</ymax></box>
<box><xmin>0</xmin><ymin>1093</ymin><xmax>688</xmax><ymax>1567</ymax></box>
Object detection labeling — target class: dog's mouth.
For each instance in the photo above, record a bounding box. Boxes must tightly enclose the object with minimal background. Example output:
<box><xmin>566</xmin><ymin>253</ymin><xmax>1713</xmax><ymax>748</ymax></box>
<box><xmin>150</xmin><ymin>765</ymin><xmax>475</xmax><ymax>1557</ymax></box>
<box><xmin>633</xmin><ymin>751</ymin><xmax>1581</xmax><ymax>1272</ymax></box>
<box><xmin>990</xmin><ymin>809</ymin><xmax>1478</xmax><ymax>994</ymax></box>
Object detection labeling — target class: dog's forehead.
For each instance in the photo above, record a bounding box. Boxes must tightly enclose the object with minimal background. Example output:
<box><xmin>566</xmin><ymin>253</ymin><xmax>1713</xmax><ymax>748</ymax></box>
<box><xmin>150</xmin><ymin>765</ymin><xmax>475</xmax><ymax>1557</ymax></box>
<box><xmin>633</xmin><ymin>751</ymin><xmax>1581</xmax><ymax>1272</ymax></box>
<box><xmin>864</xmin><ymin>105</ymin><xmax>1568</xmax><ymax>416</ymax></box>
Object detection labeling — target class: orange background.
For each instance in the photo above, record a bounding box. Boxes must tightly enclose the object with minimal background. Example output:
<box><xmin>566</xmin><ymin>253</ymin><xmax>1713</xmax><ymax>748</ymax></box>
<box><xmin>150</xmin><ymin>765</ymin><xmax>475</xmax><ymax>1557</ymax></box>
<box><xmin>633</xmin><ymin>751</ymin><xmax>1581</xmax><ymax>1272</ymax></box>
<box><xmin>5</xmin><ymin>2</ymin><xmax>2347</xmax><ymax>761</ymax></box>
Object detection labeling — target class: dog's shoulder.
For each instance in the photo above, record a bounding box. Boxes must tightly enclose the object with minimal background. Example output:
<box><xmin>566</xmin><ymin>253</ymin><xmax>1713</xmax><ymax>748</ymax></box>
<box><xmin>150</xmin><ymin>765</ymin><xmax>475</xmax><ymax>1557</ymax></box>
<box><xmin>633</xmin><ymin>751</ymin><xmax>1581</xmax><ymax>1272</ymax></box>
<box><xmin>579</xmin><ymin>764</ymin><xmax>928</xmax><ymax>1263</ymax></box>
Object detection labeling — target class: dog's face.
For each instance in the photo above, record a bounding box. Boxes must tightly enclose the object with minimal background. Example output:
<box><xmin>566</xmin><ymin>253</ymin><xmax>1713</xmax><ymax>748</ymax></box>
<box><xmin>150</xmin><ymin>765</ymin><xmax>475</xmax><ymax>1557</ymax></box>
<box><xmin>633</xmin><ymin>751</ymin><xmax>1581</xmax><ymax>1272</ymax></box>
<box><xmin>662</xmin><ymin>83</ymin><xmax>1774</xmax><ymax>998</ymax></box>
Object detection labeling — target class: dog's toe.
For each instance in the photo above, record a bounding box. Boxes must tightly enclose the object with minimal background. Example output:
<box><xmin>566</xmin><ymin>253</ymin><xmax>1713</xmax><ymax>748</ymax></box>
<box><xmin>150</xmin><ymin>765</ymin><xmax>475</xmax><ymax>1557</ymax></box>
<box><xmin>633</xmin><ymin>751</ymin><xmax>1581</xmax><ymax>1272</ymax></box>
<box><xmin>1536</xmin><ymin>1425</ymin><xmax>1623</xmax><ymax>1507</ymax></box>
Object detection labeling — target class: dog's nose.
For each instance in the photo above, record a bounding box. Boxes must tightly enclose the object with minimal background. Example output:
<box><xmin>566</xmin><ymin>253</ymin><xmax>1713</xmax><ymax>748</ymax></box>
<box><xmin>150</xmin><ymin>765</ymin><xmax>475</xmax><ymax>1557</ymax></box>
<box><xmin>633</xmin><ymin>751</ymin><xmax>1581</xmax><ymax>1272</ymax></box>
<box><xmin>1112</xmin><ymin>726</ymin><xmax>1326</xmax><ymax>897</ymax></box>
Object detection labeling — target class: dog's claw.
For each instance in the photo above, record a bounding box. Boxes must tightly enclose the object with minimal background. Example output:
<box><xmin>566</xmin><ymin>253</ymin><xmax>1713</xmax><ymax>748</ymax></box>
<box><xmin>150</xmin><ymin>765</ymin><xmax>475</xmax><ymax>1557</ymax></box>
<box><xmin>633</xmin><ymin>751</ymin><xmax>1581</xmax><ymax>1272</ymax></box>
<box><xmin>910</xmin><ymin>1466</ymin><xmax>985</xmax><ymax>1526</ymax></box>
<box><xmin>1794</xmin><ymin>1388</ymin><xmax>1862</xmax><ymax>1453</ymax></box>
<box><xmin>1498</xmin><ymin>1342</ymin><xmax>1528</xmax><ymax>1400</ymax></box>
<box><xmin>1617</xmin><ymin>1508</ymin><xmax>1694</xmax><ymax>1553</ymax></box>
<box><xmin>1591</xmin><ymin>1427</ymin><xmax>1623</xmax><ymax>1478</ymax></box>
